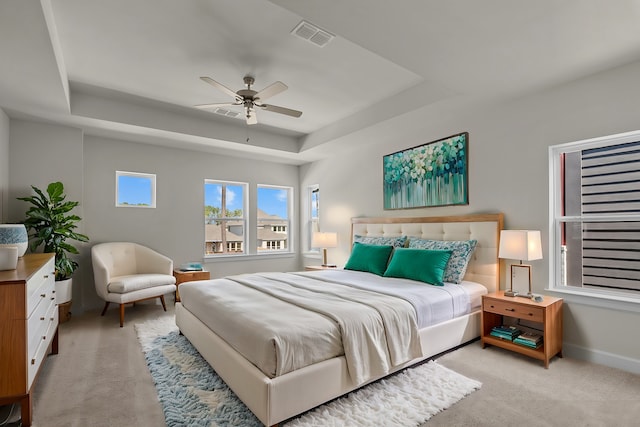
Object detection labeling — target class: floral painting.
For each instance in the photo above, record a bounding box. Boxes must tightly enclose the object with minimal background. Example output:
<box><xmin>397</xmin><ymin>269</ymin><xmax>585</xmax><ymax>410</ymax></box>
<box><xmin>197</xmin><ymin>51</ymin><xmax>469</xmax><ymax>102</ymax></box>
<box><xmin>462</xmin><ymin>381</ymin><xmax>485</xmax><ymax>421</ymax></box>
<box><xmin>383</xmin><ymin>132</ymin><xmax>468</xmax><ymax>209</ymax></box>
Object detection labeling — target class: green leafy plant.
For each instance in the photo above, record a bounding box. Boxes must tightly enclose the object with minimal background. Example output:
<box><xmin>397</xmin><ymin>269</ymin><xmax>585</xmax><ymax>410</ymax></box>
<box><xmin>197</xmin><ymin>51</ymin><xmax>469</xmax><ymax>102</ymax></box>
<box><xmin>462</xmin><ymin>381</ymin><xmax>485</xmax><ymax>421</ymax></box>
<box><xmin>18</xmin><ymin>182</ymin><xmax>89</xmax><ymax>281</ymax></box>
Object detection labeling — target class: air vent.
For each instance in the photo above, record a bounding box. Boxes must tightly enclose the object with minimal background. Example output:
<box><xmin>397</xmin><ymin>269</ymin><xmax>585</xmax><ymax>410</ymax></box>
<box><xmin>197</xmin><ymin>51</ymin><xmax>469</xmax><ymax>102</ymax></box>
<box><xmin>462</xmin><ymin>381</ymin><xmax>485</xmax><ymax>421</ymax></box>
<box><xmin>291</xmin><ymin>20</ymin><xmax>335</xmax><ymax>47</ymax></box>
<box><xmin>213</xmin><ymin>108</ymin><xmax>241</xmax><ymax>119</ymax></box>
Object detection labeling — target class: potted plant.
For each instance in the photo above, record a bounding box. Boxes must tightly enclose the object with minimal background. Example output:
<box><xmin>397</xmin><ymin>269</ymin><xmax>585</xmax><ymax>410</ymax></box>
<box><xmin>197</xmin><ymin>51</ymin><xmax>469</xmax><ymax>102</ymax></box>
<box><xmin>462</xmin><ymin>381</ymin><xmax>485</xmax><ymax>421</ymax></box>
<box><xmin>18</xmin><ymin>182</ymin><xmax>89</xmax><ymax>321</ymax></box>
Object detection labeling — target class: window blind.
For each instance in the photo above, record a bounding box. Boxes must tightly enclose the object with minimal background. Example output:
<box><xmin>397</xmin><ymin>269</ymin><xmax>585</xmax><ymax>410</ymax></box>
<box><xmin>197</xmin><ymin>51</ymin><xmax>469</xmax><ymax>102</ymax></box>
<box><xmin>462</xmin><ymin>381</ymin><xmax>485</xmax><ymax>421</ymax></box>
<box><xmin>580</xmin><ymin>141</ymin><xmax>640</xmax><ymax>292</ymax></box>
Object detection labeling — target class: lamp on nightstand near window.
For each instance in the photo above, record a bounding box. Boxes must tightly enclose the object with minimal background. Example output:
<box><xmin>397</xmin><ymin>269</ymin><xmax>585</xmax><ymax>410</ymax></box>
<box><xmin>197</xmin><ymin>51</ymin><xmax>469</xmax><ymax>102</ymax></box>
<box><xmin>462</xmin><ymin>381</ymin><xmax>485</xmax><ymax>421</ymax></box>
<box><xmin>312</xmin><ymin>231</ymin><xmax>338</xmax><ymax>267</ymax></box>
<box><xmin>498</xmin><ymin>230</ymin><xmax>543</xmax><ymax>297</ymax></box>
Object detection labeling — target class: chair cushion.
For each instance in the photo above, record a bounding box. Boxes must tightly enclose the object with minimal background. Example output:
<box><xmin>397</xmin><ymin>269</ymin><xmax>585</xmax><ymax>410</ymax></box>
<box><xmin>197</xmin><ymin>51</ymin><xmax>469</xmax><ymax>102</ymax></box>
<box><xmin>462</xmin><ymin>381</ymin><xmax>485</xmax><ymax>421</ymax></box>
<box><xmin>108</xmin><ymin>274</ymin><xmax>176</xmax><ymax>294</ymax></box>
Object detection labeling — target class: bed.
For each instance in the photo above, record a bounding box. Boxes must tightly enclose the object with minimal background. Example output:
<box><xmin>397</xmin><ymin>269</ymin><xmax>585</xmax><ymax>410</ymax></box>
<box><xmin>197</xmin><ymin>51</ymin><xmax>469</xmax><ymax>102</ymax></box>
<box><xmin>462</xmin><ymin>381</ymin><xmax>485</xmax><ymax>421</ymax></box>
<box><xmin>175</xmin><ymin>213</ymin><xmax>503</xmax><ymax>426</ymax></box>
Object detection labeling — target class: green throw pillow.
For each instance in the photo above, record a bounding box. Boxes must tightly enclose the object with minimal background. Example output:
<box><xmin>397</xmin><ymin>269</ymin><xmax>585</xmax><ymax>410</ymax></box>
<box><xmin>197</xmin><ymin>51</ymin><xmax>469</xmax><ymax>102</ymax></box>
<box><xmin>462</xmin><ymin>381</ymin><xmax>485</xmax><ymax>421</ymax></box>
<box><xmin>344</xmin><ymin>242</ymin><xmax>394</xmax><ymax>276</ymax></box>
<box><xmin>383</xmin><ymin>248</ymin><xmax>452</xmax><ymax>286</ymax></box>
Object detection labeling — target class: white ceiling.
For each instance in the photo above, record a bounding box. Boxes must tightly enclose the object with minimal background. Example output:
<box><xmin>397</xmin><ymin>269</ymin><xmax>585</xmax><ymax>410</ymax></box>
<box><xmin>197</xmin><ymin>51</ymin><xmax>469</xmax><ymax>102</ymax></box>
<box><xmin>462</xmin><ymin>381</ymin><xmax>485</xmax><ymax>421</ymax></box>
<box><xmin>2</xmin><ymin>0</ymin><xmax>640</xmax><ymax>164</ymax></box>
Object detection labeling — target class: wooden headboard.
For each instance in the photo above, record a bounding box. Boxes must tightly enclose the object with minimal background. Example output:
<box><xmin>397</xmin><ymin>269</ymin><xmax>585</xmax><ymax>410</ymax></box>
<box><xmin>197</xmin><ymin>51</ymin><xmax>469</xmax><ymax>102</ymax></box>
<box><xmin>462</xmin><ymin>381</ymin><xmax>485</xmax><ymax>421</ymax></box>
<box><xmin>351</xmin><ymin>213</ymin><xmax>504</xmax><ymax>293</ymax></box>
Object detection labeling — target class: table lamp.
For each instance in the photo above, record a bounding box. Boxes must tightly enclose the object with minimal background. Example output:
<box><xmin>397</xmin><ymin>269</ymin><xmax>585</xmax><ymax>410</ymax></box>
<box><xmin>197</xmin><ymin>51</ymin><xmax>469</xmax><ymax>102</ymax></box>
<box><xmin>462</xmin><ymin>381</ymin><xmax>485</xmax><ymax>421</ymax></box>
<box><xmin>498</xmin><ymin>230</ymin><xmax>542</xmax><ymax>297</ymax></box>
<box><xmin>312</xmin><ymin>231</ymin><xmax>338</xmax><ymax>267</ymax></box>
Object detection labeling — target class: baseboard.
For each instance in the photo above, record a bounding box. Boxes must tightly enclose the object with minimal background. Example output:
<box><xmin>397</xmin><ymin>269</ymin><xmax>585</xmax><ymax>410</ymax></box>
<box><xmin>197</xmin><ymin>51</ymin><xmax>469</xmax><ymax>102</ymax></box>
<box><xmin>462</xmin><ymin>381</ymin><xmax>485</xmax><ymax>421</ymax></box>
<box><xmin>563</xmin><ymin>342</ymin><xmax>640</xmax><ymax>374</ymax></box>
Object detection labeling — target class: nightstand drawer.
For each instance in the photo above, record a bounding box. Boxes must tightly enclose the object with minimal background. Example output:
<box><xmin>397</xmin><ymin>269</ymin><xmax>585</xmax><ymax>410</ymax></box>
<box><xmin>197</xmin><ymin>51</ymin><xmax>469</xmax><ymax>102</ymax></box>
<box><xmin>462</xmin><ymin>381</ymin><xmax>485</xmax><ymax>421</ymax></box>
<box><xmin>483</xmin><ymin>298</ymin><xmax>544</xmax><ymax>322</ymax></box>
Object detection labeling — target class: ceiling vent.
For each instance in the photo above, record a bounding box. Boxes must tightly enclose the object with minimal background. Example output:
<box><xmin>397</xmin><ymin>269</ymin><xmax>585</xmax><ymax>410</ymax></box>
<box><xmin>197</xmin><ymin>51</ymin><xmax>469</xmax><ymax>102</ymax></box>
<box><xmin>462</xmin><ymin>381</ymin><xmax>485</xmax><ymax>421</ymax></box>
<box><xmin>291</xmin><ymin>20</ymin><xmax>335</xmax><ymax>47</ymax></box>
<box><xmin>213</xmin><ymin>108</ymin><xmax>241</xmax><ymax>119</ymax></box>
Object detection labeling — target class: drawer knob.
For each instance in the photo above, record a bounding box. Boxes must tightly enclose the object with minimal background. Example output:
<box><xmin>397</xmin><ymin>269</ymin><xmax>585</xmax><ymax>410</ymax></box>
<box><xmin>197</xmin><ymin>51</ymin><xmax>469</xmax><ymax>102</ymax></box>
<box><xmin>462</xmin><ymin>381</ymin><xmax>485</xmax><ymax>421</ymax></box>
<box><xmin>31</xmin><ymin>358</ymin><xmax>36</xmax><ymax>365</ymax></box>
<box><xmin>42</xmin><ymin>335</ymin><xmax>46</xmax><ymax>340</ymax></box>
<box><xmin>40</xmin><ymin>293</ymin><xmax>46</xmax><ymax>298</ymax></box>
<box><xmin>44</xmin><ymin>275</ymin><xmax>49</xmax><ymax>279</ymax></box>
<box><xmin>51</xmin><ymin>297</ymin><xmax>55</xmax><ymax>301</ymax></box>
<box><xmin>40</xmin><ymin>317</ymin><xmax>45</xmax><ymax>321</ymax></box>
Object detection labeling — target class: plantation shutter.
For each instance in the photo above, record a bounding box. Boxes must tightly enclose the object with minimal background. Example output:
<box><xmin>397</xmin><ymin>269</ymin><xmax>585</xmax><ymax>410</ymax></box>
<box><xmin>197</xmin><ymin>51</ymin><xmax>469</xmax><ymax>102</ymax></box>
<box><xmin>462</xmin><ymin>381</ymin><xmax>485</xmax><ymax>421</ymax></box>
<box><xmin>580</xmin><ymin>141</ymin><xmax>640</xmax><ymax>292</ymax></box>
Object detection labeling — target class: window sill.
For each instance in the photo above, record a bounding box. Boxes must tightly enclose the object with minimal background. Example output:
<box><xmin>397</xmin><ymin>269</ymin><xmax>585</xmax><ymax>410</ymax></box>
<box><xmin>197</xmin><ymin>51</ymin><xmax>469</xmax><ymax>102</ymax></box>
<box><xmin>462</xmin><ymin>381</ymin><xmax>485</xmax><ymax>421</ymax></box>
<box><xmin>545</xmin><ymin>287</ymin><xmax>640</xmax><ymax>314</ymax></box>
<box><xmin>203</xmin><ymin>252</ymin><xmax>295</xmax><ymax>263</ymax></box>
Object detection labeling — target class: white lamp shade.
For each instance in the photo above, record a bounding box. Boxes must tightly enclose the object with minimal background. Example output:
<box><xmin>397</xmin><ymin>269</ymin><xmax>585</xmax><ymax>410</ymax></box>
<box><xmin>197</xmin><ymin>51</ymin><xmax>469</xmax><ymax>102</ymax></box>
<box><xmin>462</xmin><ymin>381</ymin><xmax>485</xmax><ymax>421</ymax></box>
<box><xmin>498</xmin><ymin>230</ymin><xmax>542</xmax><ymax>261</ymax></box>
<box><xmin>312</xmin><ymin>232</ymin><xmax>338</xmax><ymax>248</ymax></box>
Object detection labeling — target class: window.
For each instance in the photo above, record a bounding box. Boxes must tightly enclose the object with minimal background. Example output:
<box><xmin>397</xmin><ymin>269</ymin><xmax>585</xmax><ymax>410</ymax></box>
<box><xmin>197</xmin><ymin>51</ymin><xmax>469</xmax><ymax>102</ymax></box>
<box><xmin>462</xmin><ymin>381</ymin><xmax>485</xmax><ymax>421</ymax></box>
<box><xmin>305</xmin><ymin>185</ymin><xmax>320</xmax><ymax>252</ymax></box>
<box><xmin>204</xmin><ymin>180</ymin><xmax>247</xmax><ymax>256</ymax></box>
<box><xmin>116</xmin><ymin>171</ymin><xmax>156</xmax><ymax>208</ymax></box>
<box><xmin>550</xmin><ymin>130</ymin><xmax>640</xmax><ymax>303</ymax></box>
<box><xmin>257</xmin><ymin>185</ymin><xmax>292</xmax><ymax>253</ymax></box>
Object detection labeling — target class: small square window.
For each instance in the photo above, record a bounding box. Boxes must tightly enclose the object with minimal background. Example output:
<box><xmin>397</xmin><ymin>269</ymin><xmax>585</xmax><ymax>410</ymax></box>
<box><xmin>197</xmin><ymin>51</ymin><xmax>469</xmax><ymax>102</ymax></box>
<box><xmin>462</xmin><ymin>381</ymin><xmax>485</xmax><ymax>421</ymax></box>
<box><xmin>116</xmin><ymin>171</ymin><xmax>156</xmax><ymax>208</ymax></box>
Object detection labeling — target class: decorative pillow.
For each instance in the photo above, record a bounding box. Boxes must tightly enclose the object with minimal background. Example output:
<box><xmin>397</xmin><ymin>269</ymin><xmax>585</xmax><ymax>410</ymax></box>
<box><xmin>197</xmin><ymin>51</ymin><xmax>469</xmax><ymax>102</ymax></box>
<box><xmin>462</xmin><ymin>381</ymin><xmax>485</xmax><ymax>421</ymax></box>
<box><xmin>344</xmin><ymin>242</ymin><xmax>394</xmax><ymax>276</ymax></box>
<box><xmin>383</xmin><ymin>248</ymin><xmax>452</xmax><ymax>286</ymax></box>
<box><xmin>407</xmin><ymin>239</ymin><xmax>478</xmax><ymax>284</ymax></box>
<box><xmin>353</xmin><ymin>234</ymin><xmax>407</xmax><ymax>248</ymax></box>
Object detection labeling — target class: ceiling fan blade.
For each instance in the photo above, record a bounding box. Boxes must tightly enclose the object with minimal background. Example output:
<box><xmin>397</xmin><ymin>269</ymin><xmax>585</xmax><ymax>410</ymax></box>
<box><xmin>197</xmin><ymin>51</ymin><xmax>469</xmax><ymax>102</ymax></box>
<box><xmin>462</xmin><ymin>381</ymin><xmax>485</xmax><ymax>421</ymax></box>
<box><xmin>255</xmin><ymin>81</ymin><xmax>287</xmax><ymax>102</ymax></box>
<box><xmin>200</xmin><ymin>76</ymin><xmax>239</xmax><ymax>99</ymax></box>
<box><xmin>193</xmin><ymin>102</ymin><xmax>239</xmax><ymax>109</ymax></box>
<box><xmin>261</xmin><ymin>104</ymin><xmax>303</xmax><ymax>118</ymax></box>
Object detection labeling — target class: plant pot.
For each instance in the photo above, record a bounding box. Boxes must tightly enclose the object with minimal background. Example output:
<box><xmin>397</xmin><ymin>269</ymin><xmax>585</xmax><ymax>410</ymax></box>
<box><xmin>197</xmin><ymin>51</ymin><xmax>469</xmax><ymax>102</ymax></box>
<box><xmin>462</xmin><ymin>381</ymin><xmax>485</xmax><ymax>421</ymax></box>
<box><xmin>0</xmin><ymin>224</ymin><xmax>28</xmax><ymax>257</ymax></box>
<box><xmin>56</xmin><ymin>278</ymin><xmax>73</xmax><ymax>304</ymax></box>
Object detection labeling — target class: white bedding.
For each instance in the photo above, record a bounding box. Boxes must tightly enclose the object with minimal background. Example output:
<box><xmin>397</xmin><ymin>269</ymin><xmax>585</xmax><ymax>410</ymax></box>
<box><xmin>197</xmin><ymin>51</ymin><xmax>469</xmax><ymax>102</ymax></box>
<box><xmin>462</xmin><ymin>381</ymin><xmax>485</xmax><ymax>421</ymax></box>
<box><xmin>178</xmin><ymin>269</ymin><xmax>486</xmax><ymax>386</ymax></box>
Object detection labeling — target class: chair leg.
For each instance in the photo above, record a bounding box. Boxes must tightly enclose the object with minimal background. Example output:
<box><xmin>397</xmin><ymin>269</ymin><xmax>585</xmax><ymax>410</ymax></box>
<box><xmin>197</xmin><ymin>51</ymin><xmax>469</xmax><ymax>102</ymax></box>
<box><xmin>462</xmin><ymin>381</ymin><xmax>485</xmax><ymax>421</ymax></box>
<box><xmin>119</xmin><ymin>304</ymin><xmax>125</xmax><ymax>328</ymax></box>
<box><xmin>160</xmin><ymin>295</ymin><xmax>167</xmax><ymax>312</ymax></box>
<box><xmin>101</xmin><ymin>302</ymin><xmax>110</xmax><ymax>316</ymax></box>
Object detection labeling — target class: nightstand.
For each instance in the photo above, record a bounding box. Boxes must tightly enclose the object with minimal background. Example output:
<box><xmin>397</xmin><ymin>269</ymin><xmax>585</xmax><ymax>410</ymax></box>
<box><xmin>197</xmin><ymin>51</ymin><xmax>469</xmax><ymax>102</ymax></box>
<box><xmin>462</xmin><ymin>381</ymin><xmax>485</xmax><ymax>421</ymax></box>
<box><xmin>304</xmin><ymin>265</ymin><xmax>338</xmax><ymax>271</ymax></box>
<box><xmin>481</xmin><ymin>291</ymin><xmax>563</xmax><ymax>368</ymax></box>
<box><xmin>173</xmin><ymin>269</ymin><xmax>211</xmax><ymax>302</ymax></box>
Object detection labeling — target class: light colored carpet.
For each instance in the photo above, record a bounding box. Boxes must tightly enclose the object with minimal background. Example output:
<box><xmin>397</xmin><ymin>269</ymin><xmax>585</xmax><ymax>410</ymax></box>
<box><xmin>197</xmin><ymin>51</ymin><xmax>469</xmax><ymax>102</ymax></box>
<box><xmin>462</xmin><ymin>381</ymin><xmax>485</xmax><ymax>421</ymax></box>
<box><xmin>135</xmin><ymin>317</ymin><xmax>481</xmax><ymax>427</ymax></box>
<box><xmin>30</xmin><ymin>305</ymin><xmax>640</xmax><ymax>426</ymax></box>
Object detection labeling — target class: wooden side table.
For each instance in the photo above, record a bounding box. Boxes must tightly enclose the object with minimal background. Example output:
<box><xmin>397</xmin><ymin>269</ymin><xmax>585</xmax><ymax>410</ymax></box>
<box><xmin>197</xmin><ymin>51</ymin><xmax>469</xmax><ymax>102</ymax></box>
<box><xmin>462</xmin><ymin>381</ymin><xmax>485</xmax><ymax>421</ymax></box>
<box><xmin>481</xmin><ymin>291</ymin><xmax>563</xmax><ymax>368</ymax></box>
<box><xmin>173</xmin><ymin>269</ymin><xmax>211</xmax><ymax>302</ymax></box>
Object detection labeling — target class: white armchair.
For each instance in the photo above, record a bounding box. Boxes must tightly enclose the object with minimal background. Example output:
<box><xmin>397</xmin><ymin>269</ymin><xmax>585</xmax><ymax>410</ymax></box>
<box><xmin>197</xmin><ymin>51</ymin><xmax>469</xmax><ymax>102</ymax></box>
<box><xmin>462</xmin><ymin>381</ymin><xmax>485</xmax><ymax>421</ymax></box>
<box><xmin>91</xmin><ymin>242</ymin><xmax>177</xmax><ymax>327</ymax></box>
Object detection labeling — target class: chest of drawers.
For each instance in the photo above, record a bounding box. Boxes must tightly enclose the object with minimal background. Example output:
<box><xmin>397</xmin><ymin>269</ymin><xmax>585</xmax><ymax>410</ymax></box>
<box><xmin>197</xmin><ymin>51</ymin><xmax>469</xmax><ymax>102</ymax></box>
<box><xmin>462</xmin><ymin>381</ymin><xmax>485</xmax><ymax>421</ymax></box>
<box><xmin>0</xmin><ymin>253</ymin><xmax>58</xmax><ymax>427</ymax></box>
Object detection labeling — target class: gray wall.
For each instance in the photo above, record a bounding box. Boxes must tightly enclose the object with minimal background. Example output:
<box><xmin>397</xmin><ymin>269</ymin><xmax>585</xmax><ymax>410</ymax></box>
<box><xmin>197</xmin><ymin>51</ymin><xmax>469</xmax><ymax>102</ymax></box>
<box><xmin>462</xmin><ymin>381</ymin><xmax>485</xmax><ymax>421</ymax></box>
<box><xmin>6</xmin><ymin>121</ymin><xmax>300</xmax><ymax>311</ymax></box>
<box><xmin>300</xmin><ymin>59</ymin><xmax>640</xmax><ymax>373</ymax></box>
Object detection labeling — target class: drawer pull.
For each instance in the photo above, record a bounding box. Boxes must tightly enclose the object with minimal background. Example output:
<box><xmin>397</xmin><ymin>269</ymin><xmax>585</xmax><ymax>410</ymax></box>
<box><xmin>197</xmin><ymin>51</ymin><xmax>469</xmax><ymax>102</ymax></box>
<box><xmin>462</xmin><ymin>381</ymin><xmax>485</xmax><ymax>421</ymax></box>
<box><xmin>505</xmin><ymin>308</ymin><xmax>515</xmax><ymax>312</ymax></box>
<box><xmin>40</xmin><ymin>293</ymin><xmax>46</xmax><ymax>298</ymax></box>
<box><xmin>42</xmin><ymin>335</ymin><xmax>47</xmax><ymax>340</ymax></box>
<box><xmin>31</xmin><ymin>358</ymin><xmax>36</xmax><ymax>365</ymax></box>
<box><xmin>44</xmin><ymin>275</ymin><xmax>49</xmax><ymax>279</ymax></box>
<box><xmin>40</xmin><ymin>317</ymin><xmax>45</xmax><ymax>321</ymax></box>
<box><xmin>51</xmin><ymin>297</ymin><xmax>55</xmax><ymax>301</ymax></box>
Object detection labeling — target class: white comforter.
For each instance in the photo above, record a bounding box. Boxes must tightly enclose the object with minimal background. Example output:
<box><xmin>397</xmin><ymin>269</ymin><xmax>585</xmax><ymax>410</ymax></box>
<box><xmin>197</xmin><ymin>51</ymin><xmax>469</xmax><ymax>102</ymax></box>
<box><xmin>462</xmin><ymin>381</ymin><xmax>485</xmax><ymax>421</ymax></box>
<box><xmin>179</xmin><ymin>270</ymin><xmax>478</xmax><ymax>385</ymax></box>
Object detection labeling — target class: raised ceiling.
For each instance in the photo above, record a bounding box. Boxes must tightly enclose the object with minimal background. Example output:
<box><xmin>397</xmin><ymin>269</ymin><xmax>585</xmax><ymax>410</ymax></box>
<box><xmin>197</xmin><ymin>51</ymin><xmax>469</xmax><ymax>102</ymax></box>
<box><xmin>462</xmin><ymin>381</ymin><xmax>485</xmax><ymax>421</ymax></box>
<box><xmin>2</xmin><ymin>0</ymin><xmax>640</xmax><ymax>164</ymax></box>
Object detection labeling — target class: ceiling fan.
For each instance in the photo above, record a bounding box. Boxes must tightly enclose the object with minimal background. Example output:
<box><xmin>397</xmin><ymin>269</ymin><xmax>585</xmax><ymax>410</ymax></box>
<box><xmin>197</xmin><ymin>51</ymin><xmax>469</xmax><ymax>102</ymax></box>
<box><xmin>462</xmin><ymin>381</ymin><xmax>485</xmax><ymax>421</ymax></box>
<box><xmin>195</xmin><ymin>75</ymin><xmax>303</xmax><ymax>125</ymax></box>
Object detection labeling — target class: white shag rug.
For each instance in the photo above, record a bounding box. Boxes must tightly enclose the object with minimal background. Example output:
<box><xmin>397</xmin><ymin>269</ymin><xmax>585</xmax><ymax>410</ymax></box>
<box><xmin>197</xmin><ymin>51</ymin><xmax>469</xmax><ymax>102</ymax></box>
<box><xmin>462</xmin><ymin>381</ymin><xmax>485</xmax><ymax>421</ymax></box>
<box><xmin>136</xmin><ymin>316</ymin><xmax>481</xmax><ymax>427</ymax></box>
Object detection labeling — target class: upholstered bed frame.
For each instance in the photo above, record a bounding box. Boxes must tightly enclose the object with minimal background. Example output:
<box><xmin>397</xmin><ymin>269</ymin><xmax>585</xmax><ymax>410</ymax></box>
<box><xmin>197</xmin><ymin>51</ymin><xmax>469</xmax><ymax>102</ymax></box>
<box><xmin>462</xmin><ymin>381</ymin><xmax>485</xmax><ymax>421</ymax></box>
<box><xmin>175</xmin><ymin>213</ymin><xmax>503</xmax><ymax>426</ymax></box>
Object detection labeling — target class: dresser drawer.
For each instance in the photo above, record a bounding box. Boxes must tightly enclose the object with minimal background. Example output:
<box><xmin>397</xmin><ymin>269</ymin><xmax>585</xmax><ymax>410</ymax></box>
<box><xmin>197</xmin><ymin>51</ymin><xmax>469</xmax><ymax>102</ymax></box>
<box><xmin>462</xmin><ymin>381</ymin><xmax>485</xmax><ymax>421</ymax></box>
<box><xmin>483</xmin><ymin>298</ymin><xmax>544</xmax><ymax>322</ymax></box>
<box><xmin>27</xmin><ymin>279</ymin><xmax>56</xmax><ymax>359</ymax></box>
<box><xmin>28</xmin><ymin>301</ymin><xmax>58</xmax><ymax>388</ymax></box>
<box><xmin>26</xmin><ymin>258</ymin><xmax>55</xmax><ymax>317</ymax></box>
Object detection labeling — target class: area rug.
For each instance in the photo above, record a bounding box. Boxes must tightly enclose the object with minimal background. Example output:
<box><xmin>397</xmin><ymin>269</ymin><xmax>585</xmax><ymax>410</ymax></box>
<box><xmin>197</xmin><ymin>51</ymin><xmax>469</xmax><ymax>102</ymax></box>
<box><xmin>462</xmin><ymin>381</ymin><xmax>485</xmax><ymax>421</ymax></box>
<box><xmin>135</xmin><ymin>317</ymin><xmax>481</xmax><ymax>427</ymax></box>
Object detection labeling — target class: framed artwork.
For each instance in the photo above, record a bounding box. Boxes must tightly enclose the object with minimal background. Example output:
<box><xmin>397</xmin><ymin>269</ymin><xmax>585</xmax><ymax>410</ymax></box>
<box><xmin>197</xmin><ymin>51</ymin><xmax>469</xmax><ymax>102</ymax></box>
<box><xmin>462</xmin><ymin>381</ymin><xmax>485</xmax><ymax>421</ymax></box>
<box><xmin>383</xmin><ymin>132</ymin><xmax>469</xmax><ymax>209</ymax></box>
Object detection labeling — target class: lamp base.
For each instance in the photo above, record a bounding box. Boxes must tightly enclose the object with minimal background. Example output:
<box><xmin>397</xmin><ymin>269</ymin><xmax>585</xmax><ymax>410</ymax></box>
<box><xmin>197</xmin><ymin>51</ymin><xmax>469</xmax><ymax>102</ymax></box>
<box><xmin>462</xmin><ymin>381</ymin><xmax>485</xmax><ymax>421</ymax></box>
<box><xmin>321</xmin><ymin>264</ymin><xmax>337</xmax><ymax>268</ymax></box>
<box><xmin>504</xmin><ymin>289</ymin><xmax>519</xmax><ymax>297</ymax></box>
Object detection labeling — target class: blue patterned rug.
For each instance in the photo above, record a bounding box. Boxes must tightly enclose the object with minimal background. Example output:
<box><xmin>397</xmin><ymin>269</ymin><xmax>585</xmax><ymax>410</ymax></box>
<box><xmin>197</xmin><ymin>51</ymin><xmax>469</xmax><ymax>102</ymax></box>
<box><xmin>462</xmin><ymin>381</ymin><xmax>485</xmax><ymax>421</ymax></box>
<box><xmin>136</xmin><ymin>317</ymin><xmax>481</xmax><ymax>427</ymax></box>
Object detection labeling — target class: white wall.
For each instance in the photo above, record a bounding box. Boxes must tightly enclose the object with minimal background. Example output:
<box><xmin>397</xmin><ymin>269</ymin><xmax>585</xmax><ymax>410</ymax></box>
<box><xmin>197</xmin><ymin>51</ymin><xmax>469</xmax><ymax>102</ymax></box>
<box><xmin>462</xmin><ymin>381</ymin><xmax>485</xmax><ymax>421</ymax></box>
<box><xmin>0</xmin><ymin>108</ymin><xmax>8</xmax><ymax>222</ymax></box>
<box><xmin>301</xmin><ymin>59</ymin><xmax>640</xmax><ymax>372</ymax></box>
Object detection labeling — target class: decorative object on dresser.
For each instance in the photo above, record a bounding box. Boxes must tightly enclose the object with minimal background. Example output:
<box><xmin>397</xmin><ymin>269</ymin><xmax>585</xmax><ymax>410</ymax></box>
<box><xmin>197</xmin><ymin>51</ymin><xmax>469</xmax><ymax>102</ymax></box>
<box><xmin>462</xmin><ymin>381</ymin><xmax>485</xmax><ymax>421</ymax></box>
<box><xmin>383</xmin><ymin>132</ymin><xmax>469</xmax><ymax>209</ymax></box>
<box><xmin>173</xmin><ymin>268</ymin><xmax>210</xmax><ymax>303</ymax></box>
<box><xmin>0</xmin><ymin>253</ymin><xmax>58</xmax><ymax>427</ymax></box>
<box><xmin>311</xmin><ymin>231</ymin><xmax>338</xmax><ymax>267</ymax></box>
<box><xmin>481</xmin><ymin>291</ymin><xmax>563</xmax><ymax>368</ymax></box>
<box><xmin>0</xmin><ymin>223</ymin><xmax>28</xmax><ymax>257</ymax></box>
<box><xmin>498</xmin><ymin>230</ymin><xmax>542</xmax><ymax>297</ymax></box>
<box><xmin>0</xmin><ymin>246</ymin><xmax>19</xmax><ymax>271</ymax></box>
<box><xmin>17</xmin><ymin>182</ymin><xmax>90</xmax><ymax>323</ymax></box>
<box><xmin>91</xmin><ymin>242</ymin><xmax>177</xmax><ymax>327</ymax></box>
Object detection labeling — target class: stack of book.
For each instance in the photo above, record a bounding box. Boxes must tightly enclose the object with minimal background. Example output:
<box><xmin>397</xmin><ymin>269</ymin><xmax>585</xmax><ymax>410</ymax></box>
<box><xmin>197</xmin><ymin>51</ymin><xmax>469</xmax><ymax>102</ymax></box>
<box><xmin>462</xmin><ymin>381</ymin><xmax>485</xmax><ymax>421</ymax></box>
<box><xmin>514</xmin><ymin>332</ymin><xmax>543</xmax><ymax>349</ymax></box>
<box><xmin>490</xmin><ymin>325</ymin><xmax>522</xmax><ymax>341</ymax></box>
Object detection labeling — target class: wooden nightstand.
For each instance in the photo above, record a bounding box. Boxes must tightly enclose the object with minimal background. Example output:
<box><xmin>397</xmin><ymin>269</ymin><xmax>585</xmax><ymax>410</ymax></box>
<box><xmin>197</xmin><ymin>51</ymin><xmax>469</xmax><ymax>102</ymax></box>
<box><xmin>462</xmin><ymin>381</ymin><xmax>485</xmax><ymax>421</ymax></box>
<box><xmin>481</xmin><ymin>291</ymin><xmax>563</xmax><ymax>368</ymax></box>
<box><xmin>173</xmin><ymin>269</ymin><xmax>211</xmax><ymax>302</ymax></box>
<box><xmin>304</xmin><ymin>265</ymin><xmax>339</xmax><ymax>271</ymax></box>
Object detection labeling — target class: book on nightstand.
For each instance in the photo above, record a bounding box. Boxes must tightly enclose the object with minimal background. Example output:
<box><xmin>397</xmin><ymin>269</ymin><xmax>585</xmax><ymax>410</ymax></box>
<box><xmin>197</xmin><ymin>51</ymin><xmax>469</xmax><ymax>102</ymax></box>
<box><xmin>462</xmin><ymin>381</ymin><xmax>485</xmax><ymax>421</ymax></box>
<box><xmin>513</xmin><ymin>331</ymin><xmax>543</xmax><ymax>348</ymax></box>
<box><xmin>490</xmin><ymin>325</ymin><xmax>522</xmax><ymax>341</ymax></box>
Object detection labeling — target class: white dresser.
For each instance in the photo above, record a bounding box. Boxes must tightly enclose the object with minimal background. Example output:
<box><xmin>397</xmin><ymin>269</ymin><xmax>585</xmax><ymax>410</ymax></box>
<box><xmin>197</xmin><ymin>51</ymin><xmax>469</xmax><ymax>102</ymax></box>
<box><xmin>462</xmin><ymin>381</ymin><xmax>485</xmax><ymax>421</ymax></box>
<box><xmin>0</xmin><ymin>253</ymin><xmax>58</xmax><ymax>427</ymax></box>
